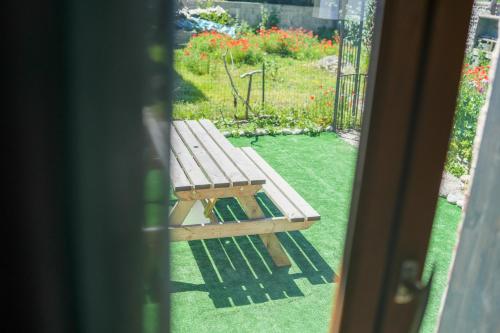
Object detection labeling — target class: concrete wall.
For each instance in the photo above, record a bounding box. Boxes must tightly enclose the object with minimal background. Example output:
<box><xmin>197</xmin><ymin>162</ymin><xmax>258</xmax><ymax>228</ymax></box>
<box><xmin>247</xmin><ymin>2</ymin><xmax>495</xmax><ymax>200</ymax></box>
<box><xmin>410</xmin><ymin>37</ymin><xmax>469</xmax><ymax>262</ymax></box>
<box><xmin>181</xmin><ymin>0</ymin><xmax>336</xmax><ymax>31</ymax></box>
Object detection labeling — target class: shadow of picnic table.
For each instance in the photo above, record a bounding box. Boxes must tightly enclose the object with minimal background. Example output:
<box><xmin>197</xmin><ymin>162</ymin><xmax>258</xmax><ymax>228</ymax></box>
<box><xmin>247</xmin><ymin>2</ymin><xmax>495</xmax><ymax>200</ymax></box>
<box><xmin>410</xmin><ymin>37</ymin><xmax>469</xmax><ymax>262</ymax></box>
<box><xmin>171</xmin><ymin>229</ymin><xmax>336</xmax><ymax>308</ymax></box>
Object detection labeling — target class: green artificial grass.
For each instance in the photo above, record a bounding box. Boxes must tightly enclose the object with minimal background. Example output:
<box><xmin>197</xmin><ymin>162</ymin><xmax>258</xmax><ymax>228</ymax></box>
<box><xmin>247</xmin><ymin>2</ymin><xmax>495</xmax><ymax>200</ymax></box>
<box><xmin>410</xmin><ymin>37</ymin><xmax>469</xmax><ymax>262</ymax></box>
<box><xmin>144</xmin><ymin>132</ymin><xmax>461</xmax><ymax>333</ymax></box>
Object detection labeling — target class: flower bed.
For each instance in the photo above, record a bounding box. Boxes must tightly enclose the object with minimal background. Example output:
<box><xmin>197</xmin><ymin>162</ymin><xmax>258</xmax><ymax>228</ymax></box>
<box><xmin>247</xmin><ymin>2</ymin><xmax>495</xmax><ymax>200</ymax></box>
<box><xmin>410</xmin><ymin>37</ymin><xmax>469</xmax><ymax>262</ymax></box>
<box><xmin>181</xmin><ymin>28</ymin><xmax>338</xmax><ymax>74</ymax></box>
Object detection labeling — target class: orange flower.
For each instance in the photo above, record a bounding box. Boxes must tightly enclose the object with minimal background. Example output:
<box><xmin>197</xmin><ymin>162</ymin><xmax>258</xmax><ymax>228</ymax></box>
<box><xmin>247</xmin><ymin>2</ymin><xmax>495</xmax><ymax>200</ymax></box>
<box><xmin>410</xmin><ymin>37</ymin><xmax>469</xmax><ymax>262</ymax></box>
<box><xmin>310</xmin><ymin>95</ymin><xmax>315</xmax><ymax>100</ymax></box>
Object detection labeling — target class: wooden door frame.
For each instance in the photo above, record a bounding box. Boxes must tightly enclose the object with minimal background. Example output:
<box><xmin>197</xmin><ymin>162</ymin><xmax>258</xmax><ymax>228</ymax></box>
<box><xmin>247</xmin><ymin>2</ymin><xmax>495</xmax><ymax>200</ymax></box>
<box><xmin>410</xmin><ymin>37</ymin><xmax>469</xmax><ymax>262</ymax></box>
<box><xmin>330</xmin><ymin>0</ymin><xmax>474</xmax><ymax>332</ymax></box>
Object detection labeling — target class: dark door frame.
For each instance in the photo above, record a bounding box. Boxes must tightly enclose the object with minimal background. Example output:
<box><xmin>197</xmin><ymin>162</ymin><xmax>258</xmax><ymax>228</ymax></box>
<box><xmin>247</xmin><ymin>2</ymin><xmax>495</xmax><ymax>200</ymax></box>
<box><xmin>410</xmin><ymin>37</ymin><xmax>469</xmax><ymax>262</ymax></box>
<box><xmin>331</xmin><ymin>0</ymin><xmax>474</xmax><ymax>332</ymax></box>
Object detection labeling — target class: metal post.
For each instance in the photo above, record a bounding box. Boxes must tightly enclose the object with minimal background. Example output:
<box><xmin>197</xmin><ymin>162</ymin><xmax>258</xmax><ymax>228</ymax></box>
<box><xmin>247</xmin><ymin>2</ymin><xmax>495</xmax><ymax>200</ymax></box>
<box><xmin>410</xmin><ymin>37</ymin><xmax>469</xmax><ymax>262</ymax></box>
<box><xmin>333</xmin><ymin>18</ymin><xmax>345</xmax><ymax>131</ymax></box>
<box><xmin>352</xmin><ymin>0</ymin><xmax>366</xmax><ymax>128</ymax></box>
<box><xmin>262</xmin><ymin>62</ymin><xmax>265</xmax><ymax>106</ymax></box>
<box><xmin>245</xmin><ymin>76</ymin><xmax>253</xmax><ymax>120</ymax></box>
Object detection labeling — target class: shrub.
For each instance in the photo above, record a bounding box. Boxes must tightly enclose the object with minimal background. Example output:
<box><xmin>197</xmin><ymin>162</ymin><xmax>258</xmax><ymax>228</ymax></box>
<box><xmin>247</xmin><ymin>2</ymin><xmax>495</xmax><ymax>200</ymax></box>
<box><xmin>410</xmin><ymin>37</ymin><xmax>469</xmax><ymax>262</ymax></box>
<box><xmin>446</xmin><ymin>64</ymin><xmax>489</xmax><ymax>176</ymax></box>
<box><xmin>252</xmin><ymin>27</ymin><xmax>337</xmax><ymax>59</ymax></box>
<box><xmin>184</xmin><ymin>6</ymin><xmax>235</xmax><ymax>25</ymax></box>
<box><xmin>198</xmin><ymin>10</ymin><xmax>235</xmax><ymax>25</ymax></box>
<box><xmin>259</xmin><ymin>6</ymin><xmax>280</xmax><ymax>30</ymax></box>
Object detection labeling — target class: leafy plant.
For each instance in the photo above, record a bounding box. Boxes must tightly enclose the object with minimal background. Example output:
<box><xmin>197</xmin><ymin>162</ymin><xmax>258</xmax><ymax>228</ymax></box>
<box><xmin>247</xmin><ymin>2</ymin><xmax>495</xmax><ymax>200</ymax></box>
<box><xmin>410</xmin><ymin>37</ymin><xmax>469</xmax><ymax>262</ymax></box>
<box><xmin>306</xmin><ymin>84</ymin><xmax>336</xmax><ymax>127</ymax></box>
<box><xmin>267</xmin><ymin>8</ymin><xmax>280</xmax><ymax>29</ymax></box>
<box><xmin>259</xmin><ymin>6</ymin><xmax>269</xmax><ymax>31</ymax></box>
<box><xmin>264</xmin><ymin>58</ymin><xmax>281</xmax><ymax>81</ymax></box>
<box><xmin>362</xmin><ymin>0</ymin><xmax>376</xmax><ymax>49</ymax></box>
<box><xmin>235</xmin><ymin>20</ymin><xmax>254</xmax><ymax>36</ymax></box>
<box><xmin>198</xmin><ymin>11</ymin><xmax>235</xmax><ymax>25</ymax></box>
<box><xmin>316</xmin><ymin>27</ymin><xmax>335</xmax><ymax>41</ymax></box>
<box><xmin>445</xmin><ymin>64</ymin><xmax>489</xmax><ymax>176</ymax></box>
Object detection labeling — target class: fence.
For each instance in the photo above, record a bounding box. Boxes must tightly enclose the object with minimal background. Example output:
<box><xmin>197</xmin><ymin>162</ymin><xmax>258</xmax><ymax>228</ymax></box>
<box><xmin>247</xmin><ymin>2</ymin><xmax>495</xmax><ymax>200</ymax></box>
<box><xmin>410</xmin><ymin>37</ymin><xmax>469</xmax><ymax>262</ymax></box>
<box><xmin>333</xmin><ymin>30</ymin><xmax>369</xmax><ymax>131</ymax></box>
<box><xmin>173</xmin><ymin>54</ymin><xmax>337</xmax><ymax>124</ymax></box>
<box><xmin>333</xmin><ymin>73</ymin><xmax>368</xmax><ymax>130</ymax></box>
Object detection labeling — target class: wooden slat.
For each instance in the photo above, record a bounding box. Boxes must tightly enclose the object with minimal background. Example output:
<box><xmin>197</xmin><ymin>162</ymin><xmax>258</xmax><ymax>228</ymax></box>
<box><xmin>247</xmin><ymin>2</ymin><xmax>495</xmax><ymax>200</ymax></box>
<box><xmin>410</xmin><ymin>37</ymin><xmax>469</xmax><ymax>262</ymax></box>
<box><xmin>164</xmin><ymin>218</ymin><xmax>315</xmax><ymax>242</ymax></box>
<box><xmin>173</xmin><ymin>121</ymin><xmax>230</xmax><ymax>188</ymax></box>
<box><xmin>144</xmin><ymin>114</ymin><xmax>193</xmax><ymax>192</ymax></box>
<box><xmin>185</xmin><ymin>120</ymin><xmax>249</xmax><ymax>186</ymax></box>
<box><xmin>239</xmin><ymin>148</ymin><xmax>305</xmax><ymax>222</ymax></box>
<box><xmin>175</xmin><ymin>184</ymin><xmax>261</xmax><ymax>201</ymax></box>
<box><xmin>242</xmin><ymin>147</ymin><xmax>320</xmax><ymax>222</ymax></box>
<box><xmin>260</xmin><ymin>180</ymin><xmax>305</xmax><ymax>222</ymax></box>
<box><xmin>169</xmin><ymin>149</ymin><xmax>192</xmax><ymax>192</ymax></box>
<box><xmin>170</xmin><ymin>125</ymin><xmax>211</xmax><ymax>190</ymax></box>
<box><xmin>198</xmin><ymin>119</ymin><xmax>266</xmax><ymax>185</ymax></box>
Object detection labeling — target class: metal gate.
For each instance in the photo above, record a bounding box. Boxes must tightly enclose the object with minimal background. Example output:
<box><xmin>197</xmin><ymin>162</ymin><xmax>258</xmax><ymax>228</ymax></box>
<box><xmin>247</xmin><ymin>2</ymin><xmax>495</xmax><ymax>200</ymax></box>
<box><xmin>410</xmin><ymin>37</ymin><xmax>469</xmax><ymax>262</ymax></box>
<box><xmin>334</xmin><ymin>72</ymin><xmax>368</xmax><ymax>130</ymax></box>
<box><xmin>333</xmin><ymin>0</ymin><xmax>369</xmax><ymax>131</ymax></box>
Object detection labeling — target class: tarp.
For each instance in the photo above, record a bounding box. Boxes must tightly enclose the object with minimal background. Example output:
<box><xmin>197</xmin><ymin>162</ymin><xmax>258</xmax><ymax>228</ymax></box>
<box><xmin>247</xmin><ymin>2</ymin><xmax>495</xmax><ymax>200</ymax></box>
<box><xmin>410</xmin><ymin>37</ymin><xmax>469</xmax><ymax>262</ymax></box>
<box><xmin>176</xmin><ymin>17</ymin><xmax>236</xmax><ymax>37</ymax></box>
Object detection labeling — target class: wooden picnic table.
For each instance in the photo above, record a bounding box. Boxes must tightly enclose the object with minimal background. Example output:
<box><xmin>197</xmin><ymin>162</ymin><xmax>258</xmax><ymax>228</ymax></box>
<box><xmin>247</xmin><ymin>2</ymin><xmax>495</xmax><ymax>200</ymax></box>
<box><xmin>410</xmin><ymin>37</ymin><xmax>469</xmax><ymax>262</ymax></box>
<box><xmin>145</xmin><ymin>116</ymin><xmax>320</xmax><ymax>267</ymax></box>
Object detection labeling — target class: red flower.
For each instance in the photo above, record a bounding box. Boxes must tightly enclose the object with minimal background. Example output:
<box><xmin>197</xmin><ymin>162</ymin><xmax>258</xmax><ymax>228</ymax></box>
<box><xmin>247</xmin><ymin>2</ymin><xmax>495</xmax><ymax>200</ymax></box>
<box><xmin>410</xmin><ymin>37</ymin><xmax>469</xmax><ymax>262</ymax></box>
<box><xmin>310</xmin><ymin>95</ymin><xmax>315</xmax><ymax>100</ymax></box>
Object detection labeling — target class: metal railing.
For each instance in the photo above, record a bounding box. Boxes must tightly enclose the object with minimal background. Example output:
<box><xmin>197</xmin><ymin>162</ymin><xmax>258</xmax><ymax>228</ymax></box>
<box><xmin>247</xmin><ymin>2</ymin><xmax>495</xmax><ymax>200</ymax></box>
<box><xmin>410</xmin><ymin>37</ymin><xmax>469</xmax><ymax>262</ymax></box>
<box><xmin>333</xmin><ymin>73</ymin><xmax>368</xmax><ymax>131</ymax></box>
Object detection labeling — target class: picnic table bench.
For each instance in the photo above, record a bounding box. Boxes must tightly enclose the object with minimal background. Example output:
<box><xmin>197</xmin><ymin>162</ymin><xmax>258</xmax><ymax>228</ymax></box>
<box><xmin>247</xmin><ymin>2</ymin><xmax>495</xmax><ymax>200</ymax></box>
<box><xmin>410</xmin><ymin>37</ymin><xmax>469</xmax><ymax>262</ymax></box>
<box><xmin>145</xmin><ymin>116</ymin><xmax>320</xmax><ymax>267</ymax></box>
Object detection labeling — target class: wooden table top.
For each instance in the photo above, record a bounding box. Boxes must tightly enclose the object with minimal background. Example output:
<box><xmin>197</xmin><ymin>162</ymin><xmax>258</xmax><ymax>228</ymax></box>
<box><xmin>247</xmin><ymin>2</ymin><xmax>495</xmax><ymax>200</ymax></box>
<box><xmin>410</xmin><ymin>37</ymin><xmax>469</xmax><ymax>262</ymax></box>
<box><xmin>170</xmin><ymin>120</ymin><xmax>266</xmax><ymax>192</ymax></box>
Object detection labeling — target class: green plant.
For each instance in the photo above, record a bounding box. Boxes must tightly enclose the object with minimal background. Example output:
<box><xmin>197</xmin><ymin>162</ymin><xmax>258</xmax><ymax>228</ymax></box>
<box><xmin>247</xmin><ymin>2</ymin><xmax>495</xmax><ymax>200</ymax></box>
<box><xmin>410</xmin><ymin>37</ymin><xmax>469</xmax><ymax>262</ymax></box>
<box><xmin>316</xmin><ymin>27</ymin><xmax>335</xmax><ymax>41</ymax></box>
<box><xmin>446</xmin><ymin>64</ymin><xmax>488</xmax><ymax>176</ymax></box>
<box><xmin>235</xmin><ymin>20</ymin><xmax>254</xmax><ymax>36</ymax></box>
<box><xmin>476</xmin><ymin>49</ymin><xmax>491</xmax><ymax>67</ymax></box>
<box><xmin>198</xmin><ymin>11</ymin><xmax>235</xmax><ymax>25</ymax></box>
<box><xmin>259</xmin><ymin>6</ymin><xmax>269</xmax><ymax>31</ymax></box>
<box><xmin>185</xmin><ymin>53</ymin><xmax>211</xmax><ymax>75</ymax></box>
<box><xmin>363</xmin><ymin>0</ymin><xmax>377</xmax><ymax>49</ymax></box>
<box><xmin>267</xmin><ymin>8</ymin><xmax>280</xmax><ymax>28</ymax></box>
<box><xmin>306</xmin><ymin>84</ymin><xmax>336</xmax><ymax>127</ymax></box>
<box><xmin>258</xmin><ymin>6</ymin><xmax>280</xmax><ymax>30</ymax></box>
<box><xmin>342</xmin><ymin>20</ymin><xmax>361</xmax><ymax>43</ymax></box>
<box><xmin>264</xmin><ymin>58</ymin><xmax>280</xmax><ymax>81</ymax></box>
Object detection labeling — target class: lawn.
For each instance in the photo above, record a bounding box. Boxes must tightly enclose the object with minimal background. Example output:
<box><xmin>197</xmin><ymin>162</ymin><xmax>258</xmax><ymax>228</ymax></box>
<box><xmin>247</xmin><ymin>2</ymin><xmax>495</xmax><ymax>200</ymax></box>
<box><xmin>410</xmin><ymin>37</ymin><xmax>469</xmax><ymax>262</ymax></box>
<box><xmin>144</xmin><ymin>132</ymin><xmax>461</xmax><ymax>333</ymax></box>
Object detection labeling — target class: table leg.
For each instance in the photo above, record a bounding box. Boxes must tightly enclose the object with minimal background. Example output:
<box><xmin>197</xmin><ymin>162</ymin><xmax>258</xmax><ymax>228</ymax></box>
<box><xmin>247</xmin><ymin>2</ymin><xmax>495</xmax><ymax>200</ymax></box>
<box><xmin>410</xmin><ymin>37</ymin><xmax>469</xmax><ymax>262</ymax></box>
<box><xmin>238</xmin><ymin>195</ymin><xmax>291</xmax><ymax>267</ymax></box>
<box><xmin>201</xmin><ymin>199</ymin><xmax>218</xmax><ymax>224</ymax></box>
<box><xmin>169</xmin><ymin>200</ymin><xmax>195</xmax><ymax>225</ymax></box>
